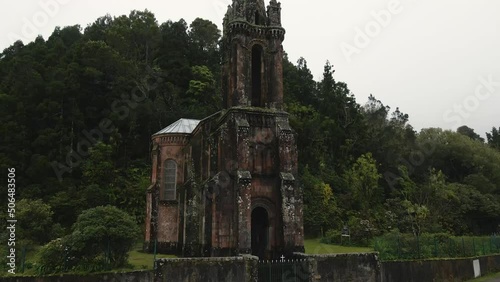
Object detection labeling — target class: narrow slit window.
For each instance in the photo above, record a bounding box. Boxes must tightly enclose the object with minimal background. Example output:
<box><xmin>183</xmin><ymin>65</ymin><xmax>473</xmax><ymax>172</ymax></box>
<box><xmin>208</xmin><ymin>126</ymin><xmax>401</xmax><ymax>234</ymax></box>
<box><xmin>251</xmin><ymin>45</ymin><xmax>263</xmax><ymax>107</ymax></box>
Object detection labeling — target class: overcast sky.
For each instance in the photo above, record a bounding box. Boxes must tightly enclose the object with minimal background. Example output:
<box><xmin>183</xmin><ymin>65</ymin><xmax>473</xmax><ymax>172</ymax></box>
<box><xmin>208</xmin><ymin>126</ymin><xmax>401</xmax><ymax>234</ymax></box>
<box><xmin>1</xmin><ymin>0</ymin><xmax>499</xmax><ymax>137</ymax></box>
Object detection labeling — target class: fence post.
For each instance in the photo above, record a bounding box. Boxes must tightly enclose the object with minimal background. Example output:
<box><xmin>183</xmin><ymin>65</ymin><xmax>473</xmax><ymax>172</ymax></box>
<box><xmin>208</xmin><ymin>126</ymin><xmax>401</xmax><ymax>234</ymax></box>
<box><xmin>294</xmin><ymin>261</ymin><xmax>297</xmax><ymax>282</ymax></box>
<box><xmin>269</xmin><ymin>261</ymin><xmax>272</xmax><ymax>282</ymax></box>
<box><xmin>482</xmin><ymin>239</ymin><xmax>485</xmax><ymax>255</ymax></box>
<box><xmin>472</xmin><ymin>238</ymin><xmax>476</xmax><ymax>256</ymax></box>
<box><xmin>63</xmin><ymin>246</ymin><xmax>68</xmax><ymax>271</ymax></box>
<box><xmin>397</xmin><ymin>236</ymin><xmax>401</xmax><ymax>259</ymax></box>
<box><xmin>462</xmin><ymin>237</ymin><xmax>465</xmax><ymax>257</ymax></box>
<box><xmin>417</xmin><ymin>235</ymin><xmax>421</xmax><ymax>259</ymax></box>
<box><xmin>21</xmin><ymin>246</ymin><xmax>26</xmax><ymax>273</ymax></box>
<box><xmin>434</xmin><ymin>237</ymin><xmax>438</xmax><ymax>258</ymax></box>
<box><xmin>449</xmin><ymin>238</ymin><xmax>452</xmax><ymax>257</ymax></box>
<box><xmin>153</xmin><ymin>237</ymin><xmax>157</xmax><ymax>270</ymax></box>
<box><xmin>107</xmin><ymin>238</ymin><xmax>111</xmax><ymax>267</ymax></box>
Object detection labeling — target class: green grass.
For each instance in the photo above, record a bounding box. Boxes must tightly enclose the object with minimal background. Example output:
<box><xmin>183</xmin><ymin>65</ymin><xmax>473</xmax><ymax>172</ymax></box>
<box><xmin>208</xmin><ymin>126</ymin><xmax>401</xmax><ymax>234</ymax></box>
<box><xmin>467</xmin><ymin>272</ymin><xmax>500</xmax><ymax>282</ymax></box>
<box><xmin>129</xmin><ymin>239</ymin><xmax>372</xmax><ymax>267</ymax></box>
<box><xmin>127</xmin><ymin>248</ymin><xmax>177</xmax><ymax>270</ymax></box>
<box><xmin>2</xmin><ymin>242</ymin><xmax>177</xmax><ymax>276</ymax></box>
<box><xmin>2</xmin><ymin>245</ymin><xmax>42</xmax><ymax>276</ymax></box>
<box><xmin>5</xmin><ymin>239</ymin><xmax>369</xmax><ymax>276</ymax></box>
<box><xmin>304</xmin><ymin>238</ymin><xmax>373</xmax><ymax>254</ymax></box>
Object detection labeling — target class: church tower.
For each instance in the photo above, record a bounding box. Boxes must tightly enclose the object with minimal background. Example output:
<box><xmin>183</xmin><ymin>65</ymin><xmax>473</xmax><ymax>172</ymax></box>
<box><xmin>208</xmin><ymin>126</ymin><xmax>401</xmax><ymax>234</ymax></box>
<box><xmin>221</xmin><ymin>0</ymin><xmax>285</xmax><ymax>109</ymax></box>
<box><xmin>145</xmin><ymin>0</ymin><xmax>304</xmax><ymax>259</ymax></box>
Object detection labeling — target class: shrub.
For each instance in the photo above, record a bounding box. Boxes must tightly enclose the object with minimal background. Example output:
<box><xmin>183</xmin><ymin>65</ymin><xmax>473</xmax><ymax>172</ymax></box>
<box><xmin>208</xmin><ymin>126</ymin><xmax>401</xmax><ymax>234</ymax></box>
<box><xmin>17</xmin><ymin>199</ymin><xmax>64</xmax><ymax>245</ymax></box>
<box><xmin>37</xmin><ymin>238</ymin><xmax>73</xmax><ymax>274</ymax></box>
<box><xmin>320</xmin><ymin>230</ymin><xmax>342</xmax><ymax>245</ymax></box>
<box><xmin>37</xmin><ymin>205</ymin><xmax>140</xmax><ymax>274</ymax></box>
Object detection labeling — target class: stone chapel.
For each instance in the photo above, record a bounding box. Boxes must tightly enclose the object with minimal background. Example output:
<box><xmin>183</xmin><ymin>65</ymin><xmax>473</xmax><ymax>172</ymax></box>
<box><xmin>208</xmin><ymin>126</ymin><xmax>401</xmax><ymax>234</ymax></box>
<box><xmin>144</xmin><ymin>0</ymin><xmax>304</xmax><ymax>259</ymax></box>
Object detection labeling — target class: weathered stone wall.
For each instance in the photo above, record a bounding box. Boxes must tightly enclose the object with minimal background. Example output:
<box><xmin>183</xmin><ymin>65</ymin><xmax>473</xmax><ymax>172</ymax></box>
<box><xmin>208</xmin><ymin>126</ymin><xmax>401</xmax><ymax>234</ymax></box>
<box><xmin>479</xmin><ymin>254</ymin><xmax>500</xmax><ymax>274</ymax></box>
<box><xmin>145</xmin><ymin>134</ymin><xmax>189</xmax><ymax>254</ymax></box>
<box><xmin>155</xmin><ymin>255</ymin><xmax>259</xmax><ymax>282</ymax></box>
<box><xmin>381</xmin><ymin>254</ymin><xmax>500</xmax><ymax>282</ymax></box>
<box><xmin>157</xmin><ymin>204</ymin><xmax>179</xmax><ymax>243</ymax></box>
<box><xmin>9</xmin><ymin>254</ymin><xmax>499</xmax><ymax>281</ymax></box>
<box><xmin>2</xmin><ymin>271</ymin><xmax>153</xmax><ymax>282</ymax></box>
<box><xmin>6</xmin><ymin>254</ymin><xmax>376</xmax><ymax>282</ymax></box>
<box><xmin>295</xmin><ymin>252</ymin><xmax>381</xmax><ymax>282</ymax></box>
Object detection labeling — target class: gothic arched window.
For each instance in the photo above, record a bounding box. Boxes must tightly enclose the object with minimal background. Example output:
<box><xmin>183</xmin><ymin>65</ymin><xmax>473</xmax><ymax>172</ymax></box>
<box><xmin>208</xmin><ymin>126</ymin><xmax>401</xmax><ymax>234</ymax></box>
<box><xmin>163</xmin><ymin>160</ymin><xmax>177</xmax><ymax>200</ymax></box>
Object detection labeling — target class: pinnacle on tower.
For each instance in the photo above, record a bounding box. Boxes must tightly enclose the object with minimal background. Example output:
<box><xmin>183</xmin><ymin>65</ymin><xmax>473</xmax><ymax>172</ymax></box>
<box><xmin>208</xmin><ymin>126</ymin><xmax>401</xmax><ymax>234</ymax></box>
<box><xmin>224</xmin><ymin>0</ymin><xmax>282</xmax><ymax>27</ymax></box>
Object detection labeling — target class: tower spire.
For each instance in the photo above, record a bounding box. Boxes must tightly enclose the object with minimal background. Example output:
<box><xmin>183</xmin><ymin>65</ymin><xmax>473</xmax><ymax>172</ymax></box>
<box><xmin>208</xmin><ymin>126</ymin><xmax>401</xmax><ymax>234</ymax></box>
<box><xmin>222</xmin><ymin>0</ymin><xmax>285</xmax><ymax>109</ymax></box>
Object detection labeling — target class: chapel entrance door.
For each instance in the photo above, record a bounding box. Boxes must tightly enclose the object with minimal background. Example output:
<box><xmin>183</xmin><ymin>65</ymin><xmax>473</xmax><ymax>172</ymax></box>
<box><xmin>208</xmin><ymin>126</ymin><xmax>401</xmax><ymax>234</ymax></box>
<box><xmin>251</xmin><ymin>207</ymin><xmax>269</xmax><ymax>259</ymax></box>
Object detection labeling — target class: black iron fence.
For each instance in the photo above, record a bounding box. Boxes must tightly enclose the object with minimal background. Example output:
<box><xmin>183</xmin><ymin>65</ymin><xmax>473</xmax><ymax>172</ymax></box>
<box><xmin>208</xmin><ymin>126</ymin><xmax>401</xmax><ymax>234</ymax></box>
<box><xmin>258</xmin><ymin>259</ymin><xmax>309</xmax><ymax>282</ymax></box>
<box><xmin>374</xmin><ymin>233</ymin><xmax>500</xmax><ymax>261</ymax></box>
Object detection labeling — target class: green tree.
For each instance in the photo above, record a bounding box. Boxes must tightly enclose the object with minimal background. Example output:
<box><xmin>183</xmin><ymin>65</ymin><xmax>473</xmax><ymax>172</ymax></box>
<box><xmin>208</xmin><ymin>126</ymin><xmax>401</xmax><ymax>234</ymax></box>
<box><xmin>416</xmin><ymin>128</ymin><xmax>500</xmax><ymax>188</ymax></box>
<box><xmin>283</xmin><ymin>56</ymin><xmax>317</xmax><ymax>106</ymax></box>
<box><xmin>38</xmin><ymin>205</ymin><xmax>140</xmax><ymax>273</ymax></box>
<box><xmin>185</xmin><ymin>65</ymin><xmax>220</xmax><ymax>117</ymax></box>
<box><xmin>343</xmin><ymin>153</ymin><xmax>382</xmax><ymax>213</ymax></box>
<box><xmin>302</xmin><ymin>166</ymin><xmax>338</xmax><ymax>236</ymax></box>
<box><xmin>82</xmin><ymin>142</ymin><xmax>115</xmax><ymax>185</ymax></box>
<box><xmin>70</xmin><ymin>205</ymin><xmax>139</xmax><ymax>267</ymax></box>
<box><xmin>487</xmin><ymin>127</ymin><xmax>500</xmax><ymax>151</ymax></box>
<box><xmin>17</xmin><ymin>199</ymin><xmax>63</xmax><ymax>245</ymax></box>
<box><xmin>157</xmin><ymin>19</ymin><xmax>191</xmax><ymax>89</ymax></box>
<box><xmin>457</xmin><ymin>125</ymin><xmax>484</xmax><ymax>143</ymax></box>
<box><xmin>450</xmin><ymin>183</ymin><xmax>500</xmax><ymax>234</ymax></box>
<box><xmin>188</xmin><ymin>18</ymin><xmax>220</xmax><ymax>69</ymax></box>
<box><xmin>396</xmin><ymin>167</ymin><xmax>444</xmax><ymax>235</ymax></box>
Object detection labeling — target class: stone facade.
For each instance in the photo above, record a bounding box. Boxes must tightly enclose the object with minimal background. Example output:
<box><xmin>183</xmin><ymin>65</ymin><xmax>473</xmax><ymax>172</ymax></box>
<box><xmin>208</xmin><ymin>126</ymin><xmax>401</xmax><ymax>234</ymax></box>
<box><xmin>144</xmin><ymin>0</ymin><xmax>304</xmax><ymax>259</ymax></box>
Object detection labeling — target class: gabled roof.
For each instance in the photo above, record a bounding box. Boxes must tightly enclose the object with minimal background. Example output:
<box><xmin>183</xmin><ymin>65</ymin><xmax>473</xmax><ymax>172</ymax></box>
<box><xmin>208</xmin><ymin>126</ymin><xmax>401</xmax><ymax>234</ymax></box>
<box><xmin>153</xmin><ymin>119</ymin><xmax>200</xmax><ymax>136</ymax></box>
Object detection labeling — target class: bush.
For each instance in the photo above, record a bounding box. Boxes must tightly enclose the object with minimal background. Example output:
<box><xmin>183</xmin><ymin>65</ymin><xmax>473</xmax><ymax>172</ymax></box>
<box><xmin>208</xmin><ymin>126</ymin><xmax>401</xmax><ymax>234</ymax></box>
<box><xmin>320</xmin><ymin>230</ymin><xmax>342</xmax><ymax>245</ymax></box>
<box><xmin>38</xmin><ymin>205</ymin><xmax>140</xmax><ymax>274</ymax></box>
<box><xmin>37</xmin><ymin>238</ymin><xmax>73</xmax><ymax>274</ymax></box>
<box><xmin>344</xmin><ymin>216</ymin><xmax>380</xmax><ymax>245</ymax></box>
<box><xmin>320</xmin><ymin>216</ymin><xmax>383</xmax><ymax>246</ymax></box>
<box><xmin>17</xmin><ymin>199</ymin><xmax>64</xmax><ymax>245</ymax></box>
<box><xmin>71</xmin><ymin>205</ymin><xmax>140</xmax><ymax>266</ymax></box>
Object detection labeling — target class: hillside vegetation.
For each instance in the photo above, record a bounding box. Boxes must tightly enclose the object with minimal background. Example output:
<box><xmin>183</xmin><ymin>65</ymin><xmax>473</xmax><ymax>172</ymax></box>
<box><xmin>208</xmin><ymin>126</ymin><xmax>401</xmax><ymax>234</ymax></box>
<box><xmin>0</xmin><ymin>10</ymin><xmax>499</xmax><ymax>272</ymax></box>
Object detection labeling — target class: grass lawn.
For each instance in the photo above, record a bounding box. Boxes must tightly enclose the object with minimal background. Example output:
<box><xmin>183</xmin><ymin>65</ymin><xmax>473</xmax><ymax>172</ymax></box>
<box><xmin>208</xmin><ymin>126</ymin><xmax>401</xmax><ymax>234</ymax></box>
<box><xmin>5</xmin><ymin>239</ymin><xmax>370</xmax><ymax>276</ymax></box>
<box><xmin>129</xmin><ymin>239</ymin><xmax>373</xmax><ymax>268</ymax></box>
<box><xmin>0</xmin><ymin>244</ymin><xmax>176</xmax><ymax>277</ymax></box>
<box><xmin>467</xmin><ymin>272</ymin><xmax>500</xmax><ymax>282</ymax></box>
<box><xmin>304</xmin><ymin>238</ymin><xmax>373</xmax><ymax>254</ymax></box>
<box><xmin>127</xmin><ymin>243</ymin><xmax>177</xmax><ymax>270</ymax></box>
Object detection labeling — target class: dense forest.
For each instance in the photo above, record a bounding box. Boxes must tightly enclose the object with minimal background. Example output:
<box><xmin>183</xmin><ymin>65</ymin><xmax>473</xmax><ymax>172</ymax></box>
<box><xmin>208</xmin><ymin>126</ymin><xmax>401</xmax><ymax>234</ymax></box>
<box><xmin>1</xmin><ymin>10</ymin><xmax>499</xmax><ymax>248</ymax></box>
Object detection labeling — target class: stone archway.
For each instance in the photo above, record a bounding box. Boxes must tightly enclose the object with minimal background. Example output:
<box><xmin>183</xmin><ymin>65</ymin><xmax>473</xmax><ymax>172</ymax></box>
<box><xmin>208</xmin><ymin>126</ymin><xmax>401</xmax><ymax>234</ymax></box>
<box><xmin>251</xmin><ymin>206</ymin><xmax>269</xmax><ymax>259</ymax></box>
